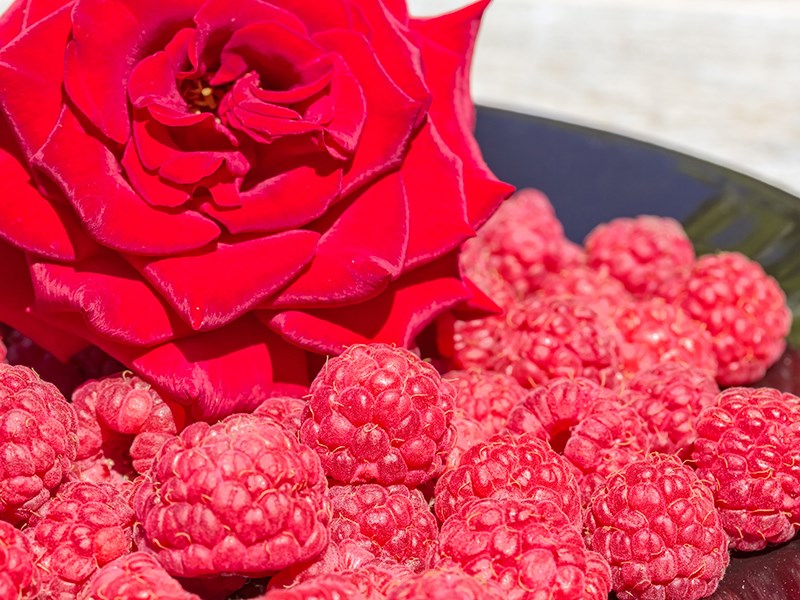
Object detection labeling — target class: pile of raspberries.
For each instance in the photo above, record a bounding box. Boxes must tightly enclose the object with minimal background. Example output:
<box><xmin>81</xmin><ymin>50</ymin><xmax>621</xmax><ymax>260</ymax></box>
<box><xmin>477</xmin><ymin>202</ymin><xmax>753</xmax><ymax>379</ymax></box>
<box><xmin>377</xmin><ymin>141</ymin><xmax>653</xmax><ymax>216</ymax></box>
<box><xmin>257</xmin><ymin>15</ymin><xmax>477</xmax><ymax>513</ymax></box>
<box><xmin>0</xmin><ymin>188</ymin><xmax>796</xmax><ymax>600</ymax></box>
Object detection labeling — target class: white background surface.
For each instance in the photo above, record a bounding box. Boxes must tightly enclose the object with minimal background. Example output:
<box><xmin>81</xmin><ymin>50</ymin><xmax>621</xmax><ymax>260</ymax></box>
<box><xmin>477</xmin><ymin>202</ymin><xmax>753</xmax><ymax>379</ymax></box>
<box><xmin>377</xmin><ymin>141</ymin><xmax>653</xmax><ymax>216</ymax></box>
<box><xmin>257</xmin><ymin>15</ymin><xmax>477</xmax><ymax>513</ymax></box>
<box><xmin>1</xmin><ymin>0</ymin><xmax>798</xmax><ymax>194</ymax></box>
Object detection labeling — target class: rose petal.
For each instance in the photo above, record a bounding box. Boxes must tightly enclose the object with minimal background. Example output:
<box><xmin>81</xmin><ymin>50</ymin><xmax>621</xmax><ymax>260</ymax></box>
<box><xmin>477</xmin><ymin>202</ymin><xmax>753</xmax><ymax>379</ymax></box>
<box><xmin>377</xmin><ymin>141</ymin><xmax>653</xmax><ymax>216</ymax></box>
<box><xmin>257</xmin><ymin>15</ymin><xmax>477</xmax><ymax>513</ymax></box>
<box><xmin>411</xmin><ymin>1</ymin><xmax>514</xmax><ymax>228</ymax></box>
<box><xmin>199</xmin><ymin>155</ymin><xmax>342</xmax><ymax>233</ymax></box>
<box><xmin>29</xmin><ymin>253</ymin><xmax>192</xmax><ymax>346</ymax></box>
<box><xmin>126</xmin><ymin>317</ymin><xmax>309</xmax><ymax>420</ymax></box>
<box><xmin>0</xmin><ymin>0</ymin><xmax>25</xmax><ymax>46</ymax></box>
<box><xmin>33</xmin><ymin>107</ymin><xmax>221</xmax><ymax>254</ymax></box>
<box><xmin>0</xmin><ymin>240</ymin><xmax>88</xmax><ymax>361</ymax></box>
<box><xmin>64</xmin><ymin>0</ymin><xmax>204</xmax><ymax>143</ymax></box>
<box><xmin>266</xmin><ymin>170</ymin><xmax>408</xmax><ymax>307</ymax></box>
<box><xmin>0</xmin><ymin>116</ymin><xmax>98</xmax><ymax>261</ymax></box>
<box><xmin>262</xmin><ymin>252</ymin><xmax>471</xmax><ymax>354</ymax></box>
<box><xmin>0</xmin><ymin>3</ymin><xmax>72</xmax><ymax>157</ymax></box>
<box><xmin>261</xmin><ymin>0</ymin><xmax>365</xmax><ymax>35</ymax></box>
<box><xmin>401</xmin><ymin>121</ymin><xmax>474</xmax><ymax>269</ymax></box>
<box><xmin>126</xmin><ymin>231</ymin><xmax>320</xmax><ymax>331</ymax></box>
<box><xmin>121</xmin><ymin>142</ymin><xmax>191</xmax><ymax>208</ymax></box>
<box><xmin>314</xmin><ymin>28</ymin><xmax>426</xmax><ymax>196</ymax></box>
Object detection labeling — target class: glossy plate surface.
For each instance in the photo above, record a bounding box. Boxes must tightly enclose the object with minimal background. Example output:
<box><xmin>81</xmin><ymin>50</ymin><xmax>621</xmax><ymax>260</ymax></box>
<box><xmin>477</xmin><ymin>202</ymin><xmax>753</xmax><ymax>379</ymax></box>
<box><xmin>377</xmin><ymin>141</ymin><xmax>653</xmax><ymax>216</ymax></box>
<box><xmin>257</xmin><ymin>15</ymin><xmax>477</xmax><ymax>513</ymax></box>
<box><xmin>475</xmin><ymin>105</ymin><xmax>800</xmax><ymax>599</ymax></box>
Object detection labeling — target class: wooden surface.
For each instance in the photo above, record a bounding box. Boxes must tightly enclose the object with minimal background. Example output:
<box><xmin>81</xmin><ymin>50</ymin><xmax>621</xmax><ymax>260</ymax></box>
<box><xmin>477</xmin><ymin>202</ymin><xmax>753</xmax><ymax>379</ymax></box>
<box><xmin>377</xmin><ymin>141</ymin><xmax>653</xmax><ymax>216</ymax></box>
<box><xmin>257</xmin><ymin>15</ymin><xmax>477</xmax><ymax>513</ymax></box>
<box><xmin>411</xmin><ymin>0</ymin><xmax>800</xmax><ymax>196</ymax></box>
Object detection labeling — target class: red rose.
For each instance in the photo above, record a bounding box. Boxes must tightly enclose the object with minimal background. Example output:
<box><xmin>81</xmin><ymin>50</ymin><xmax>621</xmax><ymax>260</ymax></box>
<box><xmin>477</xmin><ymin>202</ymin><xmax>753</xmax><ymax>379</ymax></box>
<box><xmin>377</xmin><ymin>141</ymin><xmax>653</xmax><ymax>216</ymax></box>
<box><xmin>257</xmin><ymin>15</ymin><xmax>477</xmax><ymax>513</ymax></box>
<box><xmin>0</xmin><ymin>0</ymin><xmax>510</xmax><ymax>418</ymax></box>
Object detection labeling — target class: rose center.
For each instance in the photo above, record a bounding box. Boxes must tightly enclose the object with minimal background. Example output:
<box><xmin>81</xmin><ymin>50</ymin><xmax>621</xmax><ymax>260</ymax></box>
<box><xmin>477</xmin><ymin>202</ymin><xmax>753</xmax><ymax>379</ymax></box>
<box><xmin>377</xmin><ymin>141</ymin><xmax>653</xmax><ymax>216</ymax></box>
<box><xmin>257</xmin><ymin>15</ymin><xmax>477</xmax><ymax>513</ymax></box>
<box><xmin>180</xmin><ymin>77</ymin><xmax>231</xmax><ymax>114</ymax></box>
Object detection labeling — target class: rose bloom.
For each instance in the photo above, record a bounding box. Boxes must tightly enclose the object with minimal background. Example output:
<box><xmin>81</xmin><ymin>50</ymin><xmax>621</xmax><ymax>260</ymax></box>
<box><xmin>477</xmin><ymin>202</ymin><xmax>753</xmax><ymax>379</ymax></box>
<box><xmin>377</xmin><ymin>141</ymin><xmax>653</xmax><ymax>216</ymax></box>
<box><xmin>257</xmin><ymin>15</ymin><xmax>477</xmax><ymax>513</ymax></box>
<box><xmin>0</xmin><ymin>0</ymin><xmax>510</xmax><ymax>418</ymax></box>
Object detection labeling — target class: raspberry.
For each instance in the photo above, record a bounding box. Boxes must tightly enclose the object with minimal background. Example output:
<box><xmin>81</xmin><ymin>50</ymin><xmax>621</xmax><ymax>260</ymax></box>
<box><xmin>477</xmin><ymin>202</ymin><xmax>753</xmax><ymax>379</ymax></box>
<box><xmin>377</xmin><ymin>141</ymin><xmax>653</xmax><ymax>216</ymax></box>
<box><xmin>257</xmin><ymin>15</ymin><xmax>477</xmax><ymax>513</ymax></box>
<box><xmin>586</xmin><ymin>454</ymin><xmax>729</xmax><ymax>600</ymax></box>
<box><xmin>659</xmin><ymin>252</ymin><xmax>791</xmax><ymax>385</ymax></box>
<box><xmin>0</xmin><ymin>520</ymin><xmax>37</xmax><ymax>598</ymax></box>
<box><xmin>446</xmin><ymin>412</ymin><xmax>488</xmax><ymax>471</ymax></box>
<box><xmin>71</xmin><ymin>373</ymin><xmax>187</xmax><ymax>479</ymax></box>
<box><xmin>504</xmin><ymin>379</ymin><xmax>649</xmax><ymax>502</ymax></box>
<box><xmin>693</xmin><ymin>386</ymin><xmax>800</xmax><ymax>551</ymax></box>
<box><xmin>263</xmin><ymin>573</ymin><xmax>366</xmax><ymax>600</ymax></box>
<box><xmin>461</xmin><ymin>188</ymin><xmax>580</xmax><ymax>298</ymax></box>
<box><xmin>612</xmin><ymin>298</ymin><xmax>718</xmax><ymax>379</ymax></box>
<box><xmin>300</xmin><ymin>343</ymin><xmax>456</xmax><ymax>487</ymax></box>
<box><xmin>438</xmin><ymin>497</ymin><xmax>612</xmax><ymax>600</ymax></box>
<box><xmin>253</xmin><ymin>395</ymin><xmax>306</xmax><ymax>434</ymax></box>
<box><xmin>133</xmin><ymin>413</ymin><xmax>331</xmax><ymax>578</ymax></box>
<box><xmin>0</xmin><ymin>363</ymin><xmax>78</xmax><ymax>524</ymax></box>
<box><xmin>434</xmin><ymin>432</ymin><xmax>582</xmax><ymax>526</ymax></box>
<box><xmin>452</xmin><ymin>295</ymin><xmax>623</xmax><ymax>390</ymax></box>
<box><xmin>444</xmin><ymin>368</ymin><xmax>526</xmax><ymax>437</ymax></box>
<box><xmin>623</xmin><ymin>362</ymin><xmax>719</xmax><ymax>457</ymax></box>
<box><xmin>386</xmin><ymin>564</ymin><xmax>505</xmax><ymax>599</ymax></box>
<box><xmin>536</xmin><ymin>265</ymin><xmax>633</xmax><ymax>318</ymax></box>
<box><xmin>28</xmin><ymin>480</ymin><xmax>135</xmax><ymax>598</ymax></box>
<box><xmin>328</xmin><ymin>484</ymin><xmax>438</xmax><ymax>572</ymax></box>
<box><xmin>77</xmin><ymin>551</ymin><xmax>200</xmax><ymax>600</ymax></box>
<box><xmin>585</xmin><ymin>215</ymin><xmax>695</xmax><ymax>298</ymax></box>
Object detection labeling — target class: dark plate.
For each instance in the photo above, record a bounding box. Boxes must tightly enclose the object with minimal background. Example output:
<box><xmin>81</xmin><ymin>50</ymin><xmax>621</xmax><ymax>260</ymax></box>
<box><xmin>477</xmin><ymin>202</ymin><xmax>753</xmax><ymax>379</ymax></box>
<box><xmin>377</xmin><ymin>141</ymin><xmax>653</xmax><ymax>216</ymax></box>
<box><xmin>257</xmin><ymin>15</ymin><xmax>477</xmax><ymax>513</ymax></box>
<box><xmin>474</xmin><ymin>105</ymin><xmax>800</xmax><ymax>599</ymax></box>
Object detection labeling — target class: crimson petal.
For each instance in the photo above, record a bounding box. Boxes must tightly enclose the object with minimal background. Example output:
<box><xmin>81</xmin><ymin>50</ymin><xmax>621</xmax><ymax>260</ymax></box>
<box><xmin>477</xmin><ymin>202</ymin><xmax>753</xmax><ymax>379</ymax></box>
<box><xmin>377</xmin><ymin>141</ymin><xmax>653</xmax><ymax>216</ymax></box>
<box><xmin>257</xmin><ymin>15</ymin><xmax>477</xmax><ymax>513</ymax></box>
<box><xmin>121</xmin><ymin>142</ymin><xmax>191</xmax><ymax>208</ymax></box>
<box><xmin>29</xmin><ymin>253</ymin><xmax>192</xmax><ymax>346</ymax></box>
<box><xmin>64</xmin><ymin>0</ymin><xmax>204</xmax><ymax>143</ymax></box>
<box><xmin>127</xmin><ymin>231</ymin><xmax>320</xmax><ymax>331</ymax></box>
<box><xmin>125</xmin><ymin>317</ymin><xmax>309</xmax><ymax>420</ymax></box>
<box><xmin>0</xmin><ymin>3</ymin><xmax>72</xmax><ymax>158</ymax></box>
<box><xmin>314</xmin><ymin>29</ymin><xmax>426</xmax><ymax>196</ymax></box>
<box><xmin>411</xmin><ymin>1</ymin><xmax>514</xmax><ymax>228</ymax></box>
<box><xmin>402</xmin><ymin>121</ymin><xmax>474</xmax><ymax>269</ymax></box>
<box><xmin>266</xmin><ymin>171</ymin><xmax>408</xmax><ymax>308</ymax></box>
<box><xmin>0</xmin><ymin>240</ymin><xmax>87</xmax><ymax>361</ymax></box>
<box><xmin>33</xmin><ymin>107</ymin><xmax>221</xmax><ymax>255</ymax></box>
<box><xmin>262</xmin><ymin>252</ymin><xmax>471</xmax><ymax>354</ymax></box>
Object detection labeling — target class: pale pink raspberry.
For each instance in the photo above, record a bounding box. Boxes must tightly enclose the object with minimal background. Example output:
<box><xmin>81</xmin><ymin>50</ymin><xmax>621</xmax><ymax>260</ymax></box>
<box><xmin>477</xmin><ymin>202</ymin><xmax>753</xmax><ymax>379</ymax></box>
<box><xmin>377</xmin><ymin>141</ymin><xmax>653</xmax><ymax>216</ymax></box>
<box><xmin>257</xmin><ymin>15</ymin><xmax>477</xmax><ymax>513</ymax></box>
<box><xmin>0</xmin><ymin>363</ymin><xmax>78</xmax><ymax>524</ymax></box>
<box><xmin>434</xmin><ymin>432</ymin><xmax>582</xmax><ymax>526</ymax></box>
<box><xmin>77</xmin><ymin>551</ymin><xmax>200</xmax><ymax>600</ymax></box>
<box><xmin>0</xmin><ymin>520</ymin><xmax>37</xmax><ymax>598</ymax></box>
<box><xmin>623</xmin><ymin>362</ymin><xmax>719</xmax><ymax>457</ymax></box>
<box><xmin>612</xmin><ymin>298</ymin><xmax>718</xmax><ymax>379</ymax></box>
<box><xmin>536</xmin><ymin>265</ymin><xmax>633</xmax><ymax>318</ymax></box>
<box><xmin>445</xmin><ymin>412</ymin><xmax>488</xmax><ymax>470</ymax></box>
<box><xmin>386</xmin><ymin>564</ymin><xmax>505</xmax><ymax>599</ymax></box>
<box><xmin>133</xmin><ymin>413</ymin><xmax>331</xmax><ymax>578</ymax></box>
<box><xmin>438</xmin><ymin>498</ymin><xmax>612</xmax><ymax>600</ymax></box>
<box><xmin>443</xmin><ymin>368</ymin><xmax>526</xmax><ymax>437</ymax></box>
<box><xmin>586</xmin><ymin>454</ymin><xmax>729</xmax><ymax>600</ymax></box>
<box><xmin>27</xmin><ymin>480</ymin><xmax>135</xmax><ymax>598</ymax></box>
<box><xmin>71</xmin><ymin>373</ymin><xmax>186</xmax><ymax>479</ymax></box>
<box><xmin>328</xmin><ymin>484</ymin><xmax>437</xmax><ymax>572</ymax></box>
<box><xmin>300</xmin><ymin>343</ymin><xmax>456</xmax><ymax>487</ymax></box>
<box><xmin>693</xmin><ymin>386</ymin><xmax>800</xmax><ymax>551</ymax></box>
<box><xmin>658</xmin><ymin>252</ymin><xmax>791</xmax><ymax>385</ymax></box>
<box><xmin>585</xmin><ymin>215</ymin><xmax>695</xmax><ymax>298</ymax></box>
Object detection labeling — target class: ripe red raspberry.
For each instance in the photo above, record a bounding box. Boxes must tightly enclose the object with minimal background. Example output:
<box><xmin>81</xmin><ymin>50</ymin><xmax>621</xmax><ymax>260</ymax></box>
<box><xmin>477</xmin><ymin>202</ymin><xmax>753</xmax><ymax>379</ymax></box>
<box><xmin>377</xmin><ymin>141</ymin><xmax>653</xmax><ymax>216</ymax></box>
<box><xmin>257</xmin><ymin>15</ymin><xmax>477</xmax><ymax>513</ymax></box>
<box><xmin>586</xmin><ymin>454</ymin><xmax>729</xmax><ymax>600</ymax></box>
<box><xmin>438</xmin><ymin>498</ymin><xmax>612</xmax><ymax>600</ymax></box>
<box><xmin>386</xmin><ymin>564</ymin><xmax>505</xmax><ymax>599</ymax></box>
<box><xmin>536</xmin><ymin>265</ymin><xmax>633</xmax><ymax>318</ymax></box>
<box><xmin>71</xmin><ymin>373</ymin><xmax>187</xmax><ymax>479</ymax></box>
<box><xmin>659</xmin><ymin>252</ymin><xmax>791</xmax><ymax>385</ymax></box>
<box><xmin>0</xmin><ymin>520</ymin><xmax>37</xmax><ymax>598</ymax></box>
<box><xmin>328</xmin><ymin>484</ymin><xmax>438</xmax><ymax>572</ymax></box>
<box><xmin>693</xmin><ymin>387</ymin><xmax>800</xmax><ymax>551</ymax></box>
<box><xmin>505</xmin><ymin>379</ymin><xmax>649</xmax><ymax>502</ymax></box>
<box><xmin>300</xmin><ymin>343</ymin><xmax>456</xmax><ymax>487</ymax></box>
<box><xmin>133</xmin><ymin>413</ymin><xmax>331</xmax><ymax>578</ymax></box>
<box><xmin>623</xmin><ymin>362</ymin><xmax>719</xmax><ymax>457</ymax></box>
<box><xmin>452</xmin><ymin>295</ymin><xmax>623</xmax><ymax>390</ymax></box>
<box><xmin>77</xmin><ymin>551</ymin><xmax>200</xmax><ymax>600</ymax></box>
<box><xmin>0</xmin><ymin>363</ymin><xmax>78</xmax><ymax>524</ymax></box>
<box><xmin>444</xmin><ymin>368</ymin><xmax>526</xmax><ymax>437</ymax></box>
<box><xmin>461</xmin><ymin>188</ymin><xmax>581</xmax><ymax>298</ymax></box>
<box><xmin>253</xmin><ymin>395</ymin><xmax>306</xmax><ymax>434</ymax></box>
<box><xmin>612</xmin><ymin>298</ymin><xmax>718</xmax><ymax>379</ymax></box>
<box><xmin>446</xmin><ymin>412</ymin><xmax>488</xmax><ymax>471</ymax></box>
<box><xmin>434</xmin><ymin>432</ymin><xmax>582</xmax><ymax>526</ymax></box>
<box><xmin>263</xmin><ymin>573</ymin><xmax>367</xmax><ymax>600</ymax></box>
<box><xmin>28</xmin><ymin>480</ymin><xmax>135</xmax><ymax>598</ymax></box>
<box><xmin>585</xmin><ymin>215</ymin><xmax>695</xmax><ymax>298</ymax></box>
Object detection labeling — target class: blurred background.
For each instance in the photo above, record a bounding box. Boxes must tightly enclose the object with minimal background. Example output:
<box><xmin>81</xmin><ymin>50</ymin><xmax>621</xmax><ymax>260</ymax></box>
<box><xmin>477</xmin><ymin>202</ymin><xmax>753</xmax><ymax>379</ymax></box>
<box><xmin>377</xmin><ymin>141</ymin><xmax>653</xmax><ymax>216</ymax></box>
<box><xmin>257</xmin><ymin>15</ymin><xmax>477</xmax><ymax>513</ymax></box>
<box><xmin>410</xmin><ymin>0</ymin><xmax>800</xmax><ymax>196</ymax></box>
<box><xmin>0</xmin><ymin>0</ymin><xmax>796</xmax><ymax>194</ymax></box>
